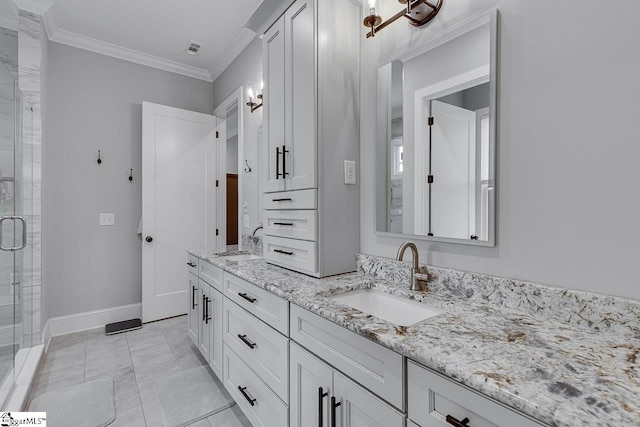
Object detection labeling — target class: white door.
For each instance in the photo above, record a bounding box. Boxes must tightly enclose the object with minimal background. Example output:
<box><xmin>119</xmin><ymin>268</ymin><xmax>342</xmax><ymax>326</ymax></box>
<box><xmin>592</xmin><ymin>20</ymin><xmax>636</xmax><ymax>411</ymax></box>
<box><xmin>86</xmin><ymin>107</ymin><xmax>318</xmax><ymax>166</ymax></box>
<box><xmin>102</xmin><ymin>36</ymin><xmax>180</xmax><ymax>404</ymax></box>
<box><xmin>142</xmin><ymin>102</ymin><xmax>217</xmax><ymax>322</ymax></box>
<box><xmin>263</xmin><ymin>16</ymin><xmax>286</xmax><ymax>193</ymax></box>
<box><xmin>284</xmin><ymin>0</ymin><xmax>316</xmax><ymax>191</ymax></box>
<box><xmin>187</xmin><ymin>272</ymin><xmax>199</xmax><ymax>345</ymax></box>
<box><xmin>430</xmin><ymin>100</ymin><xmax>476</xmax><ymax>239</ymax></box>
<box><xmin>333</xmin><ymin>371</ymin><xmax>404</xmax><ymax>427</ymax></box>
<box><xmin>290</xmin><ymin>342</ymin><xmax>333</xmax><ymax>427</ymax></box>
<box><xmin>198</xmin><ymin>282</ymin><xmax>211</xmax><ymax>362</ymax></box>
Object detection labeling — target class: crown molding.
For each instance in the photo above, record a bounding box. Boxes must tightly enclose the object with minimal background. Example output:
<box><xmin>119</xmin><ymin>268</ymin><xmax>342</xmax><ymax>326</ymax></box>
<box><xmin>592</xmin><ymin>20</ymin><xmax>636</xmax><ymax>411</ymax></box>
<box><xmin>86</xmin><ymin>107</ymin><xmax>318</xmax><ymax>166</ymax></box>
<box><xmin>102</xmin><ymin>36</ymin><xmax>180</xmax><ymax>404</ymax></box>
<box><xmin>12</xmin><ymin>0</ymin><xmax>52</xmax><ymax>15</ymax></box>
<box><xmin>209</xmin><ymin>28</ymin><xmax>257</xmax><ymax>83</ymax></box>
<box><xmin>49</xmin><ymin>29</ymin><xmax>213</xmax><ymax>82</ymax></box>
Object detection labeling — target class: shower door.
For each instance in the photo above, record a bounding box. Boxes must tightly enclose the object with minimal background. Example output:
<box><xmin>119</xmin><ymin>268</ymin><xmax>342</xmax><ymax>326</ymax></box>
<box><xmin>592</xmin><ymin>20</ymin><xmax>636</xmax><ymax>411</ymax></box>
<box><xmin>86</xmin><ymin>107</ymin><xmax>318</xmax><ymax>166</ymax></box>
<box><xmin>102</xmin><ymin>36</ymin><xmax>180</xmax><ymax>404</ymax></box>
<box><xmin>0</xmin><ymin>56</ymin><xmax>33</xmax><ymax>404</ymax></box>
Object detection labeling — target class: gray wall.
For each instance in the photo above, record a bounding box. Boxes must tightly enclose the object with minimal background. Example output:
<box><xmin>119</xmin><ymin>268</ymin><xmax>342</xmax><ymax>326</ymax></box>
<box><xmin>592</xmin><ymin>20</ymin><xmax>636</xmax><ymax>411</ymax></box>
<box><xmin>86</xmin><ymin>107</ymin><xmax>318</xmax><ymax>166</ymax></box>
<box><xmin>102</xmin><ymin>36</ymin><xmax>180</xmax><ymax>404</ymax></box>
<box><xmin>361</xmin><ymin>0</ymin><xmax>640</xmax><ymax>300</ymax></box>
<box><xmin>212</xmin><ymin>37</ymin><xmax>263</xmax><ymax>236</ymax></box>
<box><xmin>44</xmin><ymin>42</ymin><xmax>213</xmax><ymax>318</ymax></box>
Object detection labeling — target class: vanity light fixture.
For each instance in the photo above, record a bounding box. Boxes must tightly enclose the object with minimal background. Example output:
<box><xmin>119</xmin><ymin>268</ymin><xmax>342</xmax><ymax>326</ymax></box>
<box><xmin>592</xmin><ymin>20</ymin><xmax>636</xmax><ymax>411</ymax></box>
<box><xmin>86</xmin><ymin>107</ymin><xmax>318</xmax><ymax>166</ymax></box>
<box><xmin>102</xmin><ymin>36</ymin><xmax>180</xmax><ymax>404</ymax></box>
<box><xmin>246</xmin><ymin>81</ymin><xmax>263</xmax><ymax>113</ymax></box>
<box><xmin>363</xmin><ymin>0</ymin><xmax>444</xmax><ymax>38</ymax></box>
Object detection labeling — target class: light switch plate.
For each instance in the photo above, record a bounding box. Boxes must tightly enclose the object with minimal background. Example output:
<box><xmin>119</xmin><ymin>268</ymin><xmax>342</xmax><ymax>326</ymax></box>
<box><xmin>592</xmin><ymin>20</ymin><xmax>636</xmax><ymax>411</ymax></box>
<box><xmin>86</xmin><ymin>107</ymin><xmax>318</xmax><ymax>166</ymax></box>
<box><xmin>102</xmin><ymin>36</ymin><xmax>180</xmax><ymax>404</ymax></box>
<box><xmin>99</xmin><ymin>213</ymin><xmax>115</xmax><ymax>226</ymax></box>
<box><xmin>344</xmin><ymin>160</ymin><xmax>356</xmax><ymax>185</ymax></box>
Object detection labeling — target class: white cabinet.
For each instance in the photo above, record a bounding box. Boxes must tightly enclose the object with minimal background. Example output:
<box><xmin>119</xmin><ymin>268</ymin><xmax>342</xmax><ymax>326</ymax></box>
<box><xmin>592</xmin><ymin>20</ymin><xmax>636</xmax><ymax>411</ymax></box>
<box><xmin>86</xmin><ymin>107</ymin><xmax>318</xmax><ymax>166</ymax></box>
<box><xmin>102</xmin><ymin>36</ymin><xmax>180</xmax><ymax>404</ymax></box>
<box><xmin>262</xmin><ymin>0</ymin><xmax>360</xmax><ymax>277</ymax></box>
<box><xmin>290</xmin><ymin>304</ymin><xmax>404</xmax><ymax>409</ymax></box>
<box><xmin>186</xmin><ymin>258</ymin><xmax>224</xmax><ymax>379</ymax></box>
<box><xmin>407</xmin><ymin>361</ymin><xmax>544</xmax><ymax>427</ymax></box>
<box><xmin>263</xmin><ymin>15</ymin><xmax>286</xmax><ymax>194</ymax></box>
<box><xmin>290</xmin><ymin>342</ymin><xmax>404</xmax><ymax>427</ymax></box>
<box><xmin>198</xmin><ymin>281</ymin><xmax>212</xmax><ymax>362</ymax></box>
<box><xmin>187</xmin><ymin>272</ymin><xmax>199</xmax><ymax>345</ymax></box>
<box><xmin>263</xmin><ymin>0</ymin><xmax>316</xmax><ymax>193</ymax></box>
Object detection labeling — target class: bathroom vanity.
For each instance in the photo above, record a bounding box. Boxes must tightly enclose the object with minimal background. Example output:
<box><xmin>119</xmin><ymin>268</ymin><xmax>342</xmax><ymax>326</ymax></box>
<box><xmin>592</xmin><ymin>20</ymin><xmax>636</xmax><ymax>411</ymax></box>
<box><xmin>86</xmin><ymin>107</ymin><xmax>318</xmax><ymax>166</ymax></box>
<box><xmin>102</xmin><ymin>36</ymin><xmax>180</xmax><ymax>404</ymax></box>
<box><xmin>185</xmin><ymin>251</ymin><xmax>640</xmax><ymax>426</ymax></box>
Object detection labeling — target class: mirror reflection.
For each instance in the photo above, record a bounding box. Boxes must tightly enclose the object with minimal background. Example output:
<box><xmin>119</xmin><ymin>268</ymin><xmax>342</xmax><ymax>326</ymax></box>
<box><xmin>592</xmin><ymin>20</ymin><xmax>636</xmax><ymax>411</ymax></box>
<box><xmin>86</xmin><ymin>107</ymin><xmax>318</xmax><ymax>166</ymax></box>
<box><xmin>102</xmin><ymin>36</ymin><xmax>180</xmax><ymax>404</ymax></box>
<box><xmin>376</xmin><ymin>13</ymin><xmax>496</xmax><ymax>245</ymax></box>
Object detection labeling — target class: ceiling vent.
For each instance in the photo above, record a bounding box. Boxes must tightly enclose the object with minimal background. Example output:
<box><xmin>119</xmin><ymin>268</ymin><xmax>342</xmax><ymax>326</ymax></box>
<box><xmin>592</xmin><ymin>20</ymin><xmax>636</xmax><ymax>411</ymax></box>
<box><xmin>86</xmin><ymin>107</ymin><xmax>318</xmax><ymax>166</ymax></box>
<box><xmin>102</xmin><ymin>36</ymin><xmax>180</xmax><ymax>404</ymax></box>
<box><xmin>185</xmin><ymin>41</ymin><xmax>201</xmax><ymax>56</ymax></box>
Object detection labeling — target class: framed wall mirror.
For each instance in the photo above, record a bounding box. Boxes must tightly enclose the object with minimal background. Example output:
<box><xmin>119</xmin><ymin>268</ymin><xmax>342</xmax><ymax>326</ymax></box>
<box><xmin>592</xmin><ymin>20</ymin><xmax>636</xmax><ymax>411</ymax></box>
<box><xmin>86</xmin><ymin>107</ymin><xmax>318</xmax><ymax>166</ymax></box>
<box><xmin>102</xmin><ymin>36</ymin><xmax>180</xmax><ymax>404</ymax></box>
<box><xmin>375</xmin><ymin>10</ymin><xmax>498</xmax><ymax>246</ymax></box>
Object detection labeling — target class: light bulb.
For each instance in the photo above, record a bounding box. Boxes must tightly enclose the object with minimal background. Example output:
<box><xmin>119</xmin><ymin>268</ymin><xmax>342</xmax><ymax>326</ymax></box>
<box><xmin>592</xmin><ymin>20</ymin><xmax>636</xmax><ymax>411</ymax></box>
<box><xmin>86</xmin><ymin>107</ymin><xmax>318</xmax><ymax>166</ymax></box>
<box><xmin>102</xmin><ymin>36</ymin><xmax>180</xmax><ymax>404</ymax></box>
<box><xmin>260</xmin><ymin>80</ymin><xmax>264</xmax><ymax>91</ymax></box>
<box><xmin>247</xmin><ymin>87</ymin><xmax>254</xmax><ymax>102</ymax></box>
<box><xmin>366</xmin><ymin>0</ymin><xmax>377</xmax><ymax>16</ymax></box>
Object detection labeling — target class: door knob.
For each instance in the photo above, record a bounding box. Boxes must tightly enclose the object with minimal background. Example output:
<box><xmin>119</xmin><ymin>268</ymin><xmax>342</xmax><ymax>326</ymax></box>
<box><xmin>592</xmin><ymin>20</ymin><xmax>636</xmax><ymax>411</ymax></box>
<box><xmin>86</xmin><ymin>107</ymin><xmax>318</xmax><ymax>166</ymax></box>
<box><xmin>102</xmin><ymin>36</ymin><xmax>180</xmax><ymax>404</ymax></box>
<box><xmin>145</xmin><ymin>236</ymin><xmax>153</xmax><ymax>243</ymax></box>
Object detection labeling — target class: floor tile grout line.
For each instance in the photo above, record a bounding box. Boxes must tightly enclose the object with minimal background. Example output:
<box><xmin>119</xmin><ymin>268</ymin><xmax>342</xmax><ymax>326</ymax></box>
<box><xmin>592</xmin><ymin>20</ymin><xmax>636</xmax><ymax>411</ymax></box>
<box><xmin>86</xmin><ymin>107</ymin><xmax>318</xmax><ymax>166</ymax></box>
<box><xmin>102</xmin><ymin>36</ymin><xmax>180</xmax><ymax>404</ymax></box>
<box><xmin>124</xmin><ymin>327</ymin><xmax>148</xmax><ymax>427</ymax></box>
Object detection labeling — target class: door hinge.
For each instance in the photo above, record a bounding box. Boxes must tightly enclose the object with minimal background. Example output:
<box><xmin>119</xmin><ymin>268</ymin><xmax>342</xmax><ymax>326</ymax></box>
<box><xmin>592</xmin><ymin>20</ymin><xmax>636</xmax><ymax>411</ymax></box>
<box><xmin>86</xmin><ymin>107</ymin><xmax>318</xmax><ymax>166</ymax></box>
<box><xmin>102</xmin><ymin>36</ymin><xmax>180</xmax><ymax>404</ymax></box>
<box><xmin>428</xmin><ymin>116</ymin><xmax>434</xmax><ymax>126</ymax></box>
<box><xmin>427</xmin><ymin>175</ymin><xmax>434</xmax><ymax>183</ymax></box>
<box><xmin>216</xmin><ymin>131</ymin><xmax>219</xmax><ymax>138</ymax></box>
<box><xmin>216</xmin><ymin>180</ymin><xmax>219</xmax><ymax>187</ymax></box>
<box><xmin>216</xmin><ymin>229</ymin><xmax>219</xmax><ymax>236</ymax></box>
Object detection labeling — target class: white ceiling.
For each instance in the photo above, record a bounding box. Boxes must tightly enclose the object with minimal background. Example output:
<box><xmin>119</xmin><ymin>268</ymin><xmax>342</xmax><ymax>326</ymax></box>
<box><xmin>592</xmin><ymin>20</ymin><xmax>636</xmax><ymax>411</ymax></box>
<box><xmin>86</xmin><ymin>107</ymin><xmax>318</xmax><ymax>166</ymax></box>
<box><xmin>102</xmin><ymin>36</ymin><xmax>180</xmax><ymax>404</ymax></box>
<box><xmin>41</xmin><ymin>0</ymin><xmax>263</xmax><ymax>81</ymax></box>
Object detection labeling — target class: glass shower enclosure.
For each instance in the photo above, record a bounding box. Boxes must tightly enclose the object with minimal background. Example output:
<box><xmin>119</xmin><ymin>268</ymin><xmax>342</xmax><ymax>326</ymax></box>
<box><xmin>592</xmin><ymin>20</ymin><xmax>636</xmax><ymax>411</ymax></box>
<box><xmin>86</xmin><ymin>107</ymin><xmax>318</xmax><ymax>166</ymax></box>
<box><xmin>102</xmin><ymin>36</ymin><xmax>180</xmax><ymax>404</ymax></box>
<box><xmin>0</xmin><ymin>51</ymin><xmax>35</xmax><ymax>405</ymax></box>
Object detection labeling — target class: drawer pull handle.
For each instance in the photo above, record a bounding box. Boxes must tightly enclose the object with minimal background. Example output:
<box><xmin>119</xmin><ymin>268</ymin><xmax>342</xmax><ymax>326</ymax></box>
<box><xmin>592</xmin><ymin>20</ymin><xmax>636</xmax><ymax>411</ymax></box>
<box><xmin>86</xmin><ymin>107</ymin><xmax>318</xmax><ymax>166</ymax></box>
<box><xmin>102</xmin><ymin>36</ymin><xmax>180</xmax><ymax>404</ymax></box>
<box><xmin>272</xmin><ymin>198</ymin><xmax>292</xmax><ymax>202</ymax></box>
<box><xmin>192</xmin><ymin>286</ymin><xmax>197</xmax><ymax>309</ymax></box>
<box><xmin>273</xmin><ymin>222</ymin><xmax>294</xmax><ymax>226</ymax></box>
<box><xmin>187</xmin><ymin>262</ymin><xmax>196</xmax><ymax>267</ymax></box>
<box><xmin>282</xmin><ymin>145</ymin><xmax>289</xmax><ymax>177</ymax></box>
<box><xmin>237</xmin><ymin>334</ymin><xmax>256</xmax><ymax>349</ymax></box>
<box><xmin>446</xmin><ymin>415</ymin><xmax>470</xmax><ymax>427</ymax></box>
<box><xmin>274</xmin><ymin>249</ymin><xmax>294</xmax><ymax>256</ymax></box>
<box><xmin>202</xmin><ymin>294</ymin><xmax>206</xmax><ymax>322</ymax></box>
<box><xmin>238</xmin><ymin>386</ymin><xmax>257</xmax><ymax>406</ymax></box>
<box><xmin>318</xmin><ymin>387</ymin><xmax>328</xmax><ymax>427</ymax></box>
<box><xmin>205</xmin><ymin>297</ymin><xmax>211</xmax><ymax>324</ymax></box>
<box><xmin>238</xmin><ymin>292</ymin><xmax>257</xmax><ymax>303</ymax></box>
<box><xmin>276</xmin><ymin>146</ymin><xmax>282</xmax><ymax>179</ymax></box>
<box><xmin>330</xmin><ymin>396</ymin><xmax>341</xmax><ymax>427</ymax></box>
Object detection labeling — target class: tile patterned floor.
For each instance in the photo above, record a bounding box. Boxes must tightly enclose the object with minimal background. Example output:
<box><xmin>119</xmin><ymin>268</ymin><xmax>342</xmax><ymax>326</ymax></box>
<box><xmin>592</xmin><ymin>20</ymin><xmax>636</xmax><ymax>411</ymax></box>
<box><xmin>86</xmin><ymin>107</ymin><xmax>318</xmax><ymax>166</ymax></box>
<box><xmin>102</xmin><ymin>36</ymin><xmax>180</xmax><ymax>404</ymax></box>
<box><xmin>28</xmin><ymin>315</ymin><xmax>252</xmax><ymax>426</ymax></box>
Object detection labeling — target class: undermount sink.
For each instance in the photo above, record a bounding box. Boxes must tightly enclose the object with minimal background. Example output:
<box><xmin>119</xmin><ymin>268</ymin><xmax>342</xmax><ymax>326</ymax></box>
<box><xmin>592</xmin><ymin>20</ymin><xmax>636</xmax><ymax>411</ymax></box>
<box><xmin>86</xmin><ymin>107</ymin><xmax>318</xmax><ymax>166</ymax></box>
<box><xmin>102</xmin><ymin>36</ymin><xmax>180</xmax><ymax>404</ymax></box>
<box><xmin>222</xmin><ymin>254</ymin><xmax>261</xmax><ymax>261</ymax></box>
<box><xmin>329</xmin><ymin>288</ymin><xmax>442</xmax><ymax>327</ymax></box>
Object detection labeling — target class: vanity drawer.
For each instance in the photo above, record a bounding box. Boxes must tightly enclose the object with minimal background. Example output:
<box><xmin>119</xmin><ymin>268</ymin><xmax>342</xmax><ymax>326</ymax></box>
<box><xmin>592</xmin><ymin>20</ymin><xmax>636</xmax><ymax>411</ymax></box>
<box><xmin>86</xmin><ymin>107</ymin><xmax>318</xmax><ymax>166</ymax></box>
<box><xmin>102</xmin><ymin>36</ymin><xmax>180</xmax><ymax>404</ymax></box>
<box><xmin>186</xmin><ymin>254</ymin><xmax>199</xmax><ymax>275</ymax></box>
<box><xmin>263</xmin><ymin>235</ymin><xmax>318</xmax><ymax>275</ymax></box>
<box><xmin>263</xmin><ymin>210</ymin><xmax>317</xmax><ymax>241</ymax></box>
<box><xmin>199</xmin><ymin>260</ymin><xmax>223</xmax><ymax>292</ymax></box>
<box><xmin>223</xmin><ymin>272</ymin><xmax>289</xmax><ymax>336</ymax></box>
<box><xmin>290</xmin><ymin>304</ymin><xmax>403</xmax><ymax>409</ymax></box>
<box><xmin>224</xmin><ymin>299</ymin><xmax>289</xmax><ymax>402</ymax></box>
<box><xmin>407</xmin><ymin>361</ymin><xmax>544</xmax><ymax>427</ymax></box>
<box><xmin>224</xmin><ymin>344</ymin><xmax>289</xmax><ymax>427</ymax></box>
<box><xmin>263</xmin><ymin>189</ymin><xmax>317</xmax><ymax>210</ymax></box>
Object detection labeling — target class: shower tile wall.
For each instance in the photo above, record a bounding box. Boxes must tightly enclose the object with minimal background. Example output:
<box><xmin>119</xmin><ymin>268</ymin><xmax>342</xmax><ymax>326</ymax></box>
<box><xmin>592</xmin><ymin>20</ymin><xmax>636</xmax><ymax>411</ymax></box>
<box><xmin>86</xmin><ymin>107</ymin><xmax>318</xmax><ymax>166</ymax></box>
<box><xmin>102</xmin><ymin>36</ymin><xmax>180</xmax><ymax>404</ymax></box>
<box><xmin>18</xmin><ymin>9</ymin><xmax>43</xmax><ymax>346</ymax></box>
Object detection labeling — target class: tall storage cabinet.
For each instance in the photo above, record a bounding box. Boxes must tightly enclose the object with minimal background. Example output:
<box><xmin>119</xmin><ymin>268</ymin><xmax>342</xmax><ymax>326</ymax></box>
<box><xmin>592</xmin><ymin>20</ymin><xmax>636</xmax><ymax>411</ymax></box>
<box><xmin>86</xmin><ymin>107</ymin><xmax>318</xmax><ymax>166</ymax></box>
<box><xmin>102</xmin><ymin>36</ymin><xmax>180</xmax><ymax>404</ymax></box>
<box><xmin>262</xmin><ymin>0</ymin><xmax>360</xmax><ymax>277</ymax></box>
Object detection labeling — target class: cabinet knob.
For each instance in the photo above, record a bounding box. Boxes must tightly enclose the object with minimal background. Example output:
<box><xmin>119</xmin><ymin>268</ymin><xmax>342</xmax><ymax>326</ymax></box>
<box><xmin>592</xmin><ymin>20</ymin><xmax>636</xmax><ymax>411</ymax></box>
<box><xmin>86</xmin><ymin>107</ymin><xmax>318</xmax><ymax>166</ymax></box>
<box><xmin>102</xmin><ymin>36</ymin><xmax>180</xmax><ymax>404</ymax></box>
<box><xmin>145</xmin><ymin>236</ymin><xmax>153</xmax><ymax>243</ymax></box>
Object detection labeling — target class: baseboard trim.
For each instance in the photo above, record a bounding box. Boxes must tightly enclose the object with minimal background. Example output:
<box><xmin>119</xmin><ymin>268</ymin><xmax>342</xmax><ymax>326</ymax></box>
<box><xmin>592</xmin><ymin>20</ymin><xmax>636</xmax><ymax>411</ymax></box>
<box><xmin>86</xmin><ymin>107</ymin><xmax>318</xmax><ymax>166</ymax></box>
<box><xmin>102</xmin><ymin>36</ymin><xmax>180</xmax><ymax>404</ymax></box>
<box><xmin>45</xmin><ymin>303</ymin><xmax>142</xmax><ymax>339</ymax></box>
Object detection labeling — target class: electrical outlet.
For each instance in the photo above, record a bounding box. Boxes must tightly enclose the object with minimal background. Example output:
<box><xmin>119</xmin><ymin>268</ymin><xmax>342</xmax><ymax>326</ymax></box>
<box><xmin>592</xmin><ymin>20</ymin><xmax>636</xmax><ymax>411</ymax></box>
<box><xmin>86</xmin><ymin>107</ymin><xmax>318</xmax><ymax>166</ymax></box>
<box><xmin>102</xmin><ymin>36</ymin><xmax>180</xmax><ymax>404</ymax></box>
<box><xmin>243</xmin><ymin>214</ymin><xmax>250</xmax><ymax>228</ymax></box>
<box><xmin>99</xmin><ymin>213</ymin><xmax>115</xmax><ymax>226</ymax></box>
<box><xmin>344</xmin><ymin>160</ymin><xmax>356</xmax><ymax>185</ymax></box>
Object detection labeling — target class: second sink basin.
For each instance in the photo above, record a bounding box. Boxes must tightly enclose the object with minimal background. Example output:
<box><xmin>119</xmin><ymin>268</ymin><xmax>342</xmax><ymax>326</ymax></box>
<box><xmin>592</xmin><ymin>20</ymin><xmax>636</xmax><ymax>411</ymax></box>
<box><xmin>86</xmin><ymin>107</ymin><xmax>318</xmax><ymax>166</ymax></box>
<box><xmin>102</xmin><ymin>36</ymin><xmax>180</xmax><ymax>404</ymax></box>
<box><xmin>329</xmin><ymin>288</ymin><xmax>442</xmax><ymax>327</ymax></box>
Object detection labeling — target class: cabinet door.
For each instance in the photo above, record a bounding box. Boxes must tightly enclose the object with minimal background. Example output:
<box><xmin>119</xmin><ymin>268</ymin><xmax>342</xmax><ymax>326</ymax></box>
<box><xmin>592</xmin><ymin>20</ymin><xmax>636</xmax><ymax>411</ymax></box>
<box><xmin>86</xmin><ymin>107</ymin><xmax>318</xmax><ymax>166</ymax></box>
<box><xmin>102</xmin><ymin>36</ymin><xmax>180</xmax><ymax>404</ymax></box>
<box><xmin>187</xmin><ymin>272</ymin><xmax>199</xmax><ymax>345</ymax></box>
<box><xmin>284</xmin><ymin>0</ymin><xmax>317</xmax><ymax>191</ymax></box>
<box><xmin>209</xmin><ymin>287</ymin><xmax>223</xmax><ymax>379</ymax></box>
<box><xmin>263</xmin><ymin>16</ymin><xmax>286</xmax><ymax>193</ymax></box>
<box><xmin>290</xmin><ymin>343</ymin><xmax>333</xmax><ymax>427</ymax></box>
<box><xmin>198</xmin><ymin>282</ymin><xmax>211</xmax><ymax>362</ymax></box>
<box><xmin>333</xmin><ymin>371</ymin><xmax>405</xmax><ymax>427</ymax></box>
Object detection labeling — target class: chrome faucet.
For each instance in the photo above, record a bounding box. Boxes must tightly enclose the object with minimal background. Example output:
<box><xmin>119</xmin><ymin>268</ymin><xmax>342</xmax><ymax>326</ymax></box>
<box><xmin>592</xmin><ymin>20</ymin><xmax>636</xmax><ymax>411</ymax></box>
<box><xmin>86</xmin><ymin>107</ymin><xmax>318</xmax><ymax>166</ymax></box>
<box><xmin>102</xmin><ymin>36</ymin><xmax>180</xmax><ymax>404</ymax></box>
<box><xmin>396</xmin><ymin>242</ymin><xmax>429</xmax><ymax>291</ymax></box>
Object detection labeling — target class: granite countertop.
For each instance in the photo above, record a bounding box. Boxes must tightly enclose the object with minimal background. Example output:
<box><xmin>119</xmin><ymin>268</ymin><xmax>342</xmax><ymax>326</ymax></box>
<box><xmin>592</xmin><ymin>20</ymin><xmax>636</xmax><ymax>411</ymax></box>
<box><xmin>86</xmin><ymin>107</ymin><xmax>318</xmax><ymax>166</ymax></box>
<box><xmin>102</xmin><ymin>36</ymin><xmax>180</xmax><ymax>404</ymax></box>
<box><xmin>187</xmin><ymin>249</ymin><xmax>640</xmax><ymax>427</ymax></box>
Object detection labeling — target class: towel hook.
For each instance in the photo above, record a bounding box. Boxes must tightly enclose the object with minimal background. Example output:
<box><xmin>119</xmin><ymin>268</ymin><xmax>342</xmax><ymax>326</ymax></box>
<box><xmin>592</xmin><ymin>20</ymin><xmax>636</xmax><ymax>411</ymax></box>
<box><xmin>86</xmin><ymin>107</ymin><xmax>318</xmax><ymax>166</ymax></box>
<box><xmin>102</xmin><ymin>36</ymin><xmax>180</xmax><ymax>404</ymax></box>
<box><xmin>97</xmin><ymin>150</ymin><xmax>102</xmax><ymax>165</ymax></box>
<box><xmin>244</xmin><ymin>159</ymin><xmax>252</xmax><ymax>173</ymax></box>
<box><xmin>129</xmin><ymin>169</ymin><xmax>133</xmax><ymax>183</ymax></box>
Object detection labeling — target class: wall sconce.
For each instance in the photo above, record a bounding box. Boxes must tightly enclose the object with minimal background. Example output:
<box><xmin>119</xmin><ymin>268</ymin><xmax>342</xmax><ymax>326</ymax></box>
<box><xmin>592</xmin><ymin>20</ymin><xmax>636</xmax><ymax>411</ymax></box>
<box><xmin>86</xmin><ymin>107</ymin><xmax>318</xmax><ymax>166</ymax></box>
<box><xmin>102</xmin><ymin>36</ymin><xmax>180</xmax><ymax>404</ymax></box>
<box><xmin>363</xmin><ymin>0</ymin><xmax>444</xmax><ymax>38</ymax></box>
<box><xmin>246</xmin><ymin>80</ymin><xmax>263</xmax><ymax>113</ymax></box>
